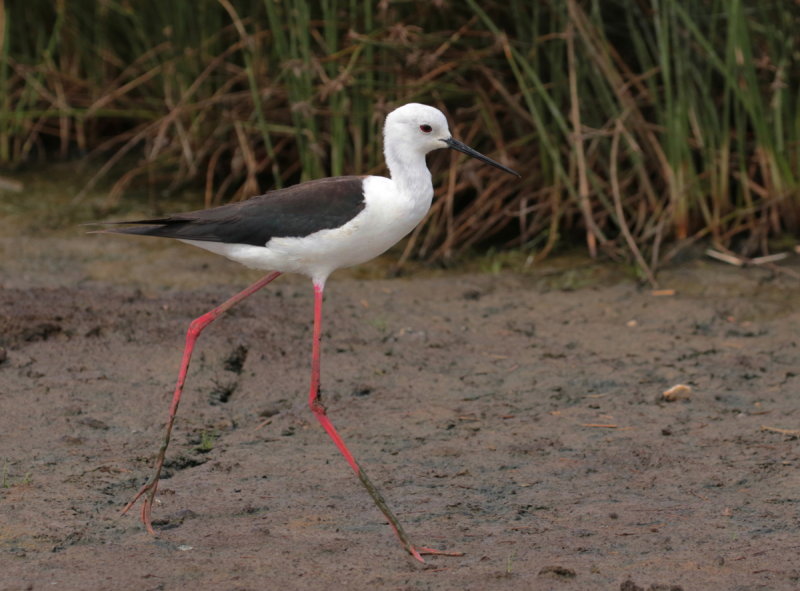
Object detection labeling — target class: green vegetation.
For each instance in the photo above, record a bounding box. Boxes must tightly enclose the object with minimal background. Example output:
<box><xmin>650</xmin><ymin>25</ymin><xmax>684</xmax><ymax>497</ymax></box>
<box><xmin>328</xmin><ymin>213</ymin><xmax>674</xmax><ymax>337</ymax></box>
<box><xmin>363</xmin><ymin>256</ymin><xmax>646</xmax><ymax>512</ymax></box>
<box><xmin>2</xmin><ymin>460</ymin><xmax>31</xmax><ymax>488</ymax></box>
<box><xmin>195</xmin><ymin>430</ymin><xmax>219</xmax><ymax>453</ymax></box>
<box><xmin>1</xmin><ymin>1</ymin><xmax>798</xmax><ymax>276</ymax></box>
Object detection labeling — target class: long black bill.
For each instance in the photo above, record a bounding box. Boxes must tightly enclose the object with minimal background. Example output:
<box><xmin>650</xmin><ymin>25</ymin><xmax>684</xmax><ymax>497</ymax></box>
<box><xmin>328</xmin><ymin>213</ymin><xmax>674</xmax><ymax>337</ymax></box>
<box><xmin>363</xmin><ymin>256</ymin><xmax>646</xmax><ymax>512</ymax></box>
<box><xmin>442</xmin><ymin>137</ymin><xmax>520</xmax><ymax>178</ymax></box>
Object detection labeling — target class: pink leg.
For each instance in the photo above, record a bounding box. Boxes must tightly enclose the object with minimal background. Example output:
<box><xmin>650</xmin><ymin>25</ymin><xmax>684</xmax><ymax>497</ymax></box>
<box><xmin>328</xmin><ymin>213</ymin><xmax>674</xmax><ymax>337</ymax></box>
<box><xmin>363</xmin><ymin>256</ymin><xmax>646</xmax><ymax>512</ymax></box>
<box><xmin>307</xmin><ymin>282</ymin><xmax>463</xmax><ymax>562</ymax></box>
<box><xmin>122</xmin><ymin>271</ymin><xmax>282</xmax><ymax>533</ymax></box>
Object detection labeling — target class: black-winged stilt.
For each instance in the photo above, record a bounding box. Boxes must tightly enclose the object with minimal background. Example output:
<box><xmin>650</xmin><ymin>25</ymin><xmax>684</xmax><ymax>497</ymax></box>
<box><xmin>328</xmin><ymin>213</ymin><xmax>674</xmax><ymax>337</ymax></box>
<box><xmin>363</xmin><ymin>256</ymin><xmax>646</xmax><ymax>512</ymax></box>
<box><xmin>101</xmin><ymin>103</ymin><xmax>519</xmax><ymax>562</ymax></box>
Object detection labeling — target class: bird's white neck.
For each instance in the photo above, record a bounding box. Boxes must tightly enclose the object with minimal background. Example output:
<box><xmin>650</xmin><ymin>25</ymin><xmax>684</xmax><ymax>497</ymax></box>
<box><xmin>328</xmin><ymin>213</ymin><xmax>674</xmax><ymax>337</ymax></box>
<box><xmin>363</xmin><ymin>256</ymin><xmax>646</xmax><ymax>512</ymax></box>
<box><xmin>384</xmin><ymin>143</ymin><xmax>434</xmax><ymax>204</ymax></box>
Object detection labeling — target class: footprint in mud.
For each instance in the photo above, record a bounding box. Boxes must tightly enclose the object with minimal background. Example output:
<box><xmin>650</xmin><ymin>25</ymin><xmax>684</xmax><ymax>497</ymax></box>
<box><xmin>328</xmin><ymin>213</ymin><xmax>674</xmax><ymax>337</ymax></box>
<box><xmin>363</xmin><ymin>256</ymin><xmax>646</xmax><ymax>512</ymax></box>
<box><xmin>620</xmin><ymin>579</ymin><xmax>684</xmax><ymax>591</ymax></box>
<box><xmin>223</xmin><ymin>343</ymin><xmax>248</xmax><ymax>374</ymax></box>
<box><xmin>161</xmin><ymin>453</ymin><xmax>208</xmax><ymax>479</ymax></box>
<box><xmin>208</xmin><ymin>379</ymin><xmax>237</xmax><ymax>405</ymax></box>
<box><xmin>207</xmin><ymin>344</ymin><xmax>249</xmax><ymax>404</ymax></box>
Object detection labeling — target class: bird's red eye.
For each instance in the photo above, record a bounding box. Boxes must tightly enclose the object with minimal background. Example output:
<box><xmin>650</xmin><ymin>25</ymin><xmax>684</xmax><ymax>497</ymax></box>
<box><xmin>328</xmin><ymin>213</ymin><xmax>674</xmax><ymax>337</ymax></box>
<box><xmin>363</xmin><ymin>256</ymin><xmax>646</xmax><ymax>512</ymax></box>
<box><xmin>419</xmin><ymin>124</ymin><xmax>432</xmax><ymax>133</ymax></box>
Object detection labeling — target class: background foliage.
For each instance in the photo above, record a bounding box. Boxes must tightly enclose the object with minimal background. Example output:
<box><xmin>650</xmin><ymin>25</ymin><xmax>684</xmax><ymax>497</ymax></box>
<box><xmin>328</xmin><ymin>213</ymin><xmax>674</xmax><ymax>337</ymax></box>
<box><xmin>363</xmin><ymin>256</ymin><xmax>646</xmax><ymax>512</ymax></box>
<box><xmin>2</xmin><ymin>0</ymin><xmax>799</xmax><ymax>276</ymax></box>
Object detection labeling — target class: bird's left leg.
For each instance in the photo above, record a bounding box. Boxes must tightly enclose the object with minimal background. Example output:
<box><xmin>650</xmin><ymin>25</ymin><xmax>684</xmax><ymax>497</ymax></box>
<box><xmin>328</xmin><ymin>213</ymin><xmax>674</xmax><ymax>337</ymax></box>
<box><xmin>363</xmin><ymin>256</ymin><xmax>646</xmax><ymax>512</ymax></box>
<box><xmin>123</xmin><ymin>271</ymin><xmax>282</xmax><ymax>533</ymax></box>
<box><xmin>307</xmin><ymin>281</ymin><xmax>463</xmax><ymax>562</ymax></box>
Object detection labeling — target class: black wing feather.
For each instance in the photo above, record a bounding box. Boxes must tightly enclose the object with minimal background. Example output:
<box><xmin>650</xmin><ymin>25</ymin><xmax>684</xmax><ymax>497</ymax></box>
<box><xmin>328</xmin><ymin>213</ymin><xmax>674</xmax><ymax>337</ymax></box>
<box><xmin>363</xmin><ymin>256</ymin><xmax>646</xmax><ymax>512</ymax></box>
<box><xmin>102</xmin><ymin>176</ymin><xmax>367</xmax><ymax>246</ymax></box>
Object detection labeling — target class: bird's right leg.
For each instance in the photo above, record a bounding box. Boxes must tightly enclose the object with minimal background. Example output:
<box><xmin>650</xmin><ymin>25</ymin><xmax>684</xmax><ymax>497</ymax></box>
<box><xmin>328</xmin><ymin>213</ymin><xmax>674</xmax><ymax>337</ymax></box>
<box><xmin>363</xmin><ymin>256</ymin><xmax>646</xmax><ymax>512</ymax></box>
<box><xmin>307</xmin><ymin>282</ymin><xmax>463</xmax><ymax>562</ymax></box>
<box><xmin>122</xmin><ymin>271</ymin><xmax>282</xmax><ymax>533</ymax></box>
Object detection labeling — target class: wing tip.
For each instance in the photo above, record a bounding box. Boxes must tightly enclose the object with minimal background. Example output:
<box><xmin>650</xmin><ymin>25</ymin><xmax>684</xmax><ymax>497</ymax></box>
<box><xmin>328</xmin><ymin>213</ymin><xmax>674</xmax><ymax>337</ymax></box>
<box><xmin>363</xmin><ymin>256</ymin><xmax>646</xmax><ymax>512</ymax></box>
<box><xmin>84</xmin><ymin>222</ymin><xmax>169</xmax><ymax>237</ymax></box>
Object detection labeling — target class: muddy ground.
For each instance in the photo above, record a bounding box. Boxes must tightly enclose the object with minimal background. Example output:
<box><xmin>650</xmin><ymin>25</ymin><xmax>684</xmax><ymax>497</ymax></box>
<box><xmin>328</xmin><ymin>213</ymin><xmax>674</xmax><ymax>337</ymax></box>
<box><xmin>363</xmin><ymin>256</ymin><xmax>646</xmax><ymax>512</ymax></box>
<box><xmin>1</xmin><ymin>184</ymin><xmax>799</xmax><ymax>590</ymax></box>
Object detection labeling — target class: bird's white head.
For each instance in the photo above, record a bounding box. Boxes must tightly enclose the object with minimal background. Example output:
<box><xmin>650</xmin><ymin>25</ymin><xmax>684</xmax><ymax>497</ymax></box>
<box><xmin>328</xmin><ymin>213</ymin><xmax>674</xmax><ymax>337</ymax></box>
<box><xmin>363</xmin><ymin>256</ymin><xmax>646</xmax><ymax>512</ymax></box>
<box><xmin>384</xmin><ymin>103</ymin><xmax>451</xmax><ymax>156</ymax></box>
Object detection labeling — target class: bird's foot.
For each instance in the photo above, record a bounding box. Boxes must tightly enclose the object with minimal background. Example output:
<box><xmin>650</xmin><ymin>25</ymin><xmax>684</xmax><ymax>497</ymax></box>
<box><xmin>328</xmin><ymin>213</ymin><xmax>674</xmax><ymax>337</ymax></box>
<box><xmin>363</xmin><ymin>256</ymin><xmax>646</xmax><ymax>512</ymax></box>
<box><xmin>408</xmin><ymin>545</ymin><xmax>465</xmax><ymax>563</ymax></box>
<box><xmin>121</xmin><ymin>477</ymin><xmax>160</xmax><ymax>535</ymax></box>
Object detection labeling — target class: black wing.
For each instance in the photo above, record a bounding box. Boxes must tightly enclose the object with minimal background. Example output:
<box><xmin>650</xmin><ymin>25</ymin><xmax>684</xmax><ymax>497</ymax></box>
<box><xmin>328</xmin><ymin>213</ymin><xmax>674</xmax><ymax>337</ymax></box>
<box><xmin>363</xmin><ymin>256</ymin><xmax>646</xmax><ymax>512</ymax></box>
<box><xmin>101</xmin><ymin>176</ymin><xmax>367</xmax><ymax>246</ymax></box>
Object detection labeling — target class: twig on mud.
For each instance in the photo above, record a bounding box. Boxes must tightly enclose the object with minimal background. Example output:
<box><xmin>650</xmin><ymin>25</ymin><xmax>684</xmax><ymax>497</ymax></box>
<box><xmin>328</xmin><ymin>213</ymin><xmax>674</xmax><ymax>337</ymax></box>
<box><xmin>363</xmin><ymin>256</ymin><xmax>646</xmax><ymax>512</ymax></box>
<box><xmin>706</xmin><ymin>249</ymin><xmax>746</xmax><ymax>266</ymax></box>
<box><xmin>706</xmin><ymin>249</ymin><xmax>800</xmax><ymax>280</ymax></box>
<box><xmin>760</xmin><ymin>425</ymin><xmax>800</xmax><ymax>437</ymax></box>
<box><xmin>687</xmin><ymin>489</ymin><xmax>709</xmax><ymax>501</ymax></box>
<box><xmin>582</xmin><ymin>423</ymin><xmax>618</xmax><ymax>428</ymax></box>
<box><xmin>705</xmin><ymin>248</ymin><xmax>788</xmax><ymax>267</ymax></box>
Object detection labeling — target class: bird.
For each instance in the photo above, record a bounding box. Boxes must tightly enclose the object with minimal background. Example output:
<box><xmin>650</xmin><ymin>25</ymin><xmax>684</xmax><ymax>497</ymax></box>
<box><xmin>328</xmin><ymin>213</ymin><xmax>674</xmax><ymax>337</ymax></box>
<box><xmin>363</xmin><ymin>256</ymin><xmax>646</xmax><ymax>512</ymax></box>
<box><xmin>100</xmin><ymin>103</ymin><xmax>520</xmax><ymax>562</ymax></box>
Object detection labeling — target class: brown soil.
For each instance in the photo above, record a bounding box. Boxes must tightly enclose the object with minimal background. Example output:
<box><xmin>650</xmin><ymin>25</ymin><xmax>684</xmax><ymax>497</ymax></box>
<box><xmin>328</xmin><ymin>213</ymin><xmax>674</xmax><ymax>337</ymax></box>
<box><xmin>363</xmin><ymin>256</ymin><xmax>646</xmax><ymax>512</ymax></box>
<box><xmin>1</xmin><ymin>213</ymin><xmax>799</xmax><ymax>590</ymax></box>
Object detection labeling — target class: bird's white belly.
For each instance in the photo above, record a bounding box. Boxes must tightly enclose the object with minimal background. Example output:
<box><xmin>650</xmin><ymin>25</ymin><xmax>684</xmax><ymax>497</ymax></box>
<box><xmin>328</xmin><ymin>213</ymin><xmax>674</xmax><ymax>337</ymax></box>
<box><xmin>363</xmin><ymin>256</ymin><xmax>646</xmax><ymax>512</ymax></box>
<box><xmin>182</xmin><ymin>176</ymin><xmax>431</xmax><ymax>284</ymax></box>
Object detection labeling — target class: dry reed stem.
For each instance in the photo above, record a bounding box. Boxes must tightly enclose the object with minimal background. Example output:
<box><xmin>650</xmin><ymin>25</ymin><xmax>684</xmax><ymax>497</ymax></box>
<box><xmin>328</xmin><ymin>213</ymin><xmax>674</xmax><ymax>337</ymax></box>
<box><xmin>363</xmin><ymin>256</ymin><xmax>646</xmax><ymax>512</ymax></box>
<box><xmin>610</xmin><ymin>120</ymin><xmax>658</xmax><ymax>288</ymax></box>
<box><xmin>566</xmin><ymin>21</ymin><xmax>597</xmax><ymax>258</ymax></box>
